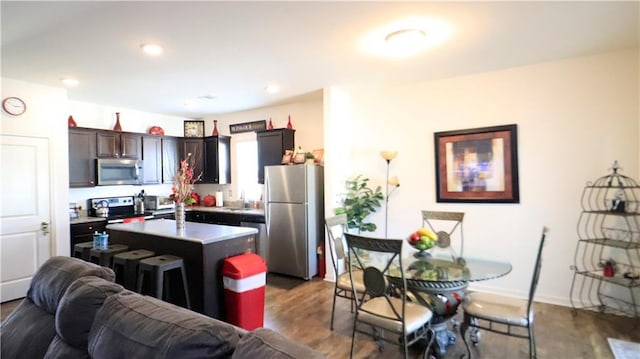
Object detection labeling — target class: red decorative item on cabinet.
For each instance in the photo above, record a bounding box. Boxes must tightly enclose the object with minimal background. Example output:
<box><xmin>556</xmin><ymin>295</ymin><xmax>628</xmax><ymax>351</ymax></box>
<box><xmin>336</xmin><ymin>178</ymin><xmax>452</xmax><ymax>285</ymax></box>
<box><xmin>113</xmin><ymin>112</ymin><xmax>122</xmax><ymax>131</ymax></box>
<box><xmin>212</xmin><ymin>120</ymin><xmax>219</xmax><ymax>136</ymax></box>
<box><xmin>286</xmin><ymin>115</ymin><xmax>293</xmax><ymax>129</ymax></box>
<box><xmin>68</xmin><ymin>115</ymin><xmax>77</xmax><ymax>127</ymax></box>
<box><xmin>148</xmin><ymin>126</ymin><xmax>165</xmax><ymax>136</ymax></box>
<box><xmin>267</xmin><ymin>118</ymin><xmax>274</xmax><ymax>130</ymax></box>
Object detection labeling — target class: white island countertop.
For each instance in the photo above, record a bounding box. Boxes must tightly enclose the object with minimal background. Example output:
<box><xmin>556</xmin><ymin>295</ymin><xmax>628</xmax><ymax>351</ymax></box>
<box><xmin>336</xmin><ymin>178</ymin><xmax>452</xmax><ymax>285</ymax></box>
<box><xmin>106</xmin><ymin>220</ymin><xmax>258</xmax><ymax>245</ymax></box>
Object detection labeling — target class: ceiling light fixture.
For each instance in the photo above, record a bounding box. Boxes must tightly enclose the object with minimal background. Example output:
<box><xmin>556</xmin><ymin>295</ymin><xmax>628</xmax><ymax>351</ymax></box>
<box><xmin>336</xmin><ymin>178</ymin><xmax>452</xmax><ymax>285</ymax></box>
<box><xmin>265</xmin><ymin>84</ymin><xmax>280</xmax><ymax>94</ymax></box>
<box><xmin>140</xmin><ymin>43</ymin><xmax>163</xmax><ymax>56</ymax></box>
<box><xmin>60</xmin><ymin>78</ymin><xmax>79</xmax><ymax>87</ymax></box>
<box><xmin>361</xmin><ymin>17</ymin><xmax>453</xmax><ymax>58</ymax></box>
<box><xmin>384</xmin><ymin>28</ymin><xmax>428</xmax><ymax>57</ymax></box>
<box><xmin>385</xmin><ymin>28</ymin><xmax>426</xmax><ymax>45</ymax></box>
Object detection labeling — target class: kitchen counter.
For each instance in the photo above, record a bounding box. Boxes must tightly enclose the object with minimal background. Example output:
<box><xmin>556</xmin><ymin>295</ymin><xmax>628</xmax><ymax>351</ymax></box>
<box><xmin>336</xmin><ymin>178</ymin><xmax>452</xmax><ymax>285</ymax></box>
<box><xmin>70</xmin><ymin>216</ymin><xmax>107</xmax><ymax>225</ymax></box>
<box><xmin>106</xmin><ymin>220</ymin><xmax>259</xmax><ymax>319</ymax></box>
<box><xmin>187</xmin><ymin>206</ymin><xmax>264</xmax><ymax>217</ymax></box>
<box><xmin>106</xmin><ymin>220</ymin><xmax>257</xmax><ymax>244</ymax></box>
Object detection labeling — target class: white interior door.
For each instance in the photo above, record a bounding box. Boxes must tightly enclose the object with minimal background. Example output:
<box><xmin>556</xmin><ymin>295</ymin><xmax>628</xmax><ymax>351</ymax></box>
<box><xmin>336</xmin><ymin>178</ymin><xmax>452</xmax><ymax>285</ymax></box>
<box><xmin>1</xmin><ymin>135</ymin><xmax>51</xmax><ymax>302</ymax></box>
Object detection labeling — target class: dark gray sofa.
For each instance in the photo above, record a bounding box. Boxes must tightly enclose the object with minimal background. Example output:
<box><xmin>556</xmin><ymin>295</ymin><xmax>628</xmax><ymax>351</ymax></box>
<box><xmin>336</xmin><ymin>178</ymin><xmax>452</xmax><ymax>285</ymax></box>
<box><xmin>1</xmin><ymin>256</ymin><xmax>323</xmax><ymax>359</ymax></box>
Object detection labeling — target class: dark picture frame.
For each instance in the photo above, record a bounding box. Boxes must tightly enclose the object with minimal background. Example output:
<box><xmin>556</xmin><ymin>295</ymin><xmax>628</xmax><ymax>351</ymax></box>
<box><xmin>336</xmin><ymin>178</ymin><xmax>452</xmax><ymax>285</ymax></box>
<box><xmin>434</xmin><ymin>124</ymin><xmax>519</xmax><ymax>203</ymax></box>
<box><xmin>184</xmin><ymin>120</ymin><xmax>204</xmax><ymax>138</ymax></box>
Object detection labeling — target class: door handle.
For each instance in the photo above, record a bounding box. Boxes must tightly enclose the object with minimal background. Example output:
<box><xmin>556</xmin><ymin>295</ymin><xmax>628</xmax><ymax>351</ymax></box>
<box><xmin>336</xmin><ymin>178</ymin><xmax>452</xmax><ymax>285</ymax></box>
<box><xmin>41</xmin><ymin>221</ymin><xmax>50</xmax><ymax>235</ymax></box>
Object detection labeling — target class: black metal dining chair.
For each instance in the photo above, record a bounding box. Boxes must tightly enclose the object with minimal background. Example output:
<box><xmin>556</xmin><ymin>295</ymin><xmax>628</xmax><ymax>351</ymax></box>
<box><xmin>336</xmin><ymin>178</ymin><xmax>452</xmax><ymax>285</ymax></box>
<box><xmin>421</xmin><ymin>211</ymin><xmax>465</xmax><ymax>258</ymax></box>
<box><xmin>459</xmin><ymin>227</ymin><xmax>548</xmax><ymax>359</ymax></box>
<box><xmin>344</xmin><ymin>233</ymin><xmax>435</xmax><ymax>359</ymax></box>
<box><xmin>325</xmin><ymin>214</ymin><xmax>365</xmax><ymax>330</ymax></box>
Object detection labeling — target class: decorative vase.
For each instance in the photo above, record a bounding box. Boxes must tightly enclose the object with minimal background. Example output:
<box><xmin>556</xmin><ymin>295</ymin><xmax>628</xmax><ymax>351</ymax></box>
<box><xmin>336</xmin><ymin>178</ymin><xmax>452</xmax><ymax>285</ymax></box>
<box><xmin>68</xmin><ymin>115</ymin><xmax>77</xmax><ymax>127</ymax></box>
<box><xmin>268</xmin><ymin>118</ymin><xmax>274</xmax><ymax>130</ymax></box>
<box><xmin>212</xmin><ymin>120</ymin><xmax>219</xmax><ymax>136</ymax></box>
<box><xmin>175</xmin><ymin>203</ymin><xmax>186</xmax><ymax>230</ymax></box>
<box><xmin>287</xmin><ymin>115</ymin><xmax>293</xmax><ymax>129</ymax></box>
<box><xmin>113</xmin><ymin>112</ymin><xmax>122</xmax><ymax>132</ymax></box>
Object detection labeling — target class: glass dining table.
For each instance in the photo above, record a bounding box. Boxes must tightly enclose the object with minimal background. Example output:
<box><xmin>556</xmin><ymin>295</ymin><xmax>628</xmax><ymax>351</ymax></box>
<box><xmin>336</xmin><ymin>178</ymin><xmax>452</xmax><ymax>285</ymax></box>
<box><xmin>385</xmin><ymin>251</ymin><xmax>513</xmax><ymax>357</ymax></box>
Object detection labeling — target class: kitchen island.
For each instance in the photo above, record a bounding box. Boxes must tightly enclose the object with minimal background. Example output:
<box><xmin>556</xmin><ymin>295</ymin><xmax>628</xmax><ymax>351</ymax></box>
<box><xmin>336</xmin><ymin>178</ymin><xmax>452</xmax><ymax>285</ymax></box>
<box><xmin>106</xmin><ymin>220</ymin><xmax>258</xmax><ymax>320</ymax></box>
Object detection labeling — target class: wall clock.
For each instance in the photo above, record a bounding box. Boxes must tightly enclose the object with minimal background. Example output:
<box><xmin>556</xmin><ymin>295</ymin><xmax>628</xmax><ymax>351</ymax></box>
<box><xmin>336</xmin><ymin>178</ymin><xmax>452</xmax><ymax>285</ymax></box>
<box><xmin>2</xmin><ymin>97</ymin><xmax>26</xmax><ymax>116</ymax></box>
<box><xmin>184</xmin><ymin>120</ymin><xmax>205</xmax><ymax>137</ymax></box>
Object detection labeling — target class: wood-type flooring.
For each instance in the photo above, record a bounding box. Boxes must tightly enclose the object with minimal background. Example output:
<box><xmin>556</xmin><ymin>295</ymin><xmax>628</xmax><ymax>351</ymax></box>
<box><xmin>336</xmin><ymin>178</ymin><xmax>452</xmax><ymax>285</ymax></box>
<box><xmin>2</xmin><ymin>277</ymin><xmax>638</xmax><ymax>358</ymax></box>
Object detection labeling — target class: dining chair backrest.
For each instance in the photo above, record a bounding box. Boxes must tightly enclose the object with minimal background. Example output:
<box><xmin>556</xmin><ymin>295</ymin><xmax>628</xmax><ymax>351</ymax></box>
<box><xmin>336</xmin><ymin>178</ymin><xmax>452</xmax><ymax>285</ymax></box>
<box><xmin>344</xmin><ymin>233</ymin><xmax>404</xmax><ymax>310</ymax></box>
<box><xmin>325</xmin><ymin>214</ymin><xmax>349</xmax><ymax>275</ymax></box>
<box><xmin>526</xmin><ymin>226</ymin><xmax>548</xmax><ymax>318</ymax></box>
<box><xmin>422</xmin><ymin>210</ymin><xmax>465</xmax><ymax>257</ymax></box>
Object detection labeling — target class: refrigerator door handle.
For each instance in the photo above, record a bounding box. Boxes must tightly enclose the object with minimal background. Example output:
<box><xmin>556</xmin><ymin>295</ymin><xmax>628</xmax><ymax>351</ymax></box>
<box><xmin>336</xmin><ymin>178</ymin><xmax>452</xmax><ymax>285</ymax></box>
<box><xmin>264</xmin><ymin>174</ymin><xmax>270</xmax><ymax>235</ymax></box>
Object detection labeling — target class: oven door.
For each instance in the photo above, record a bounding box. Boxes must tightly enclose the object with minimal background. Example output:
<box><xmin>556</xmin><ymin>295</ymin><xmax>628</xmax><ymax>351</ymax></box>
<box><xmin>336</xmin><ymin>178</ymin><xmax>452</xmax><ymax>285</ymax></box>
<box><xmin>96</xmin><ymin>159</ymin><xmax>143</xmax><ymax>185</ymax></box>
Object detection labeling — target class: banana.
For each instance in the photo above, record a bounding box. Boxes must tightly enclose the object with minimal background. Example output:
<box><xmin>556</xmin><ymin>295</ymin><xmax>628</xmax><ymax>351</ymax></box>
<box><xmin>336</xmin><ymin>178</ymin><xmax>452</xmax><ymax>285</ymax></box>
<box><xmin>417</xmin><ymin>227</ymin><xmax>437</xmax><ymax>240</ymax></box>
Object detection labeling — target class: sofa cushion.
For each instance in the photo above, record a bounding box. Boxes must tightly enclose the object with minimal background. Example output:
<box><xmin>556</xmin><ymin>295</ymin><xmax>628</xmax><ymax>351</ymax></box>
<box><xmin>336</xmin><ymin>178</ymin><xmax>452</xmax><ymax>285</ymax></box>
<box><xmin>0</xmin><ymin>299</ymin><xmax>56</xmax><ymax>359</ymax></box>
<box><xmin>42</xmin><ymin>276</ymin><xmax>124</xmax><ymax>358</ymax></box>
<box><xmin>29</xmin><ymin>256</ymin><xmax>115</xmax><ymax>314</ymax></box>
<box><xmin>88</xmin><ymin>291</ymin><xmax>240</xmax><ymax>359</ymax></box>
<box><xmin>0</xmin><ymin>256</ymin><xmax>115</xmax><ymax>359</ymax></box>
<box><xmin>232</xmin><ymin>328</ymin><xmax>325</xmax><ymax>359</ymax></box>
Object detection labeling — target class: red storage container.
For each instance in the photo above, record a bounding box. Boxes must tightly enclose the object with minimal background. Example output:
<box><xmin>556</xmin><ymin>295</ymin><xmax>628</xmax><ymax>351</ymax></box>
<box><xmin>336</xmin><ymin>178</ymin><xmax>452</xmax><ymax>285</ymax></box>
<box><xmin>222</xmin><ymin>253</ymin><xmax>267</xmax><ymax>330</ymax></box>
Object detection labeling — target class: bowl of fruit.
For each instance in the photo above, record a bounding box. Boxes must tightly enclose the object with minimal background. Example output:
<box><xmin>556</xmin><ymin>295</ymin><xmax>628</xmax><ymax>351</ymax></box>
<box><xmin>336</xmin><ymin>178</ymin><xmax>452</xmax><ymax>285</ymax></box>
<box><xmin>407</xmin><ymin>227</ymin><xmax>437</xmax><ymax>258</ymax></box>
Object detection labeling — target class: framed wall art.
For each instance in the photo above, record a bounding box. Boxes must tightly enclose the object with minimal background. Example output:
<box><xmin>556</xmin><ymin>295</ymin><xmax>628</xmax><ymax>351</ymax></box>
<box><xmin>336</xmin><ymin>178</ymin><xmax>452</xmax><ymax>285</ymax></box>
<box><xmin>434</xmin><ymin>124</ymin><xmax>519</xmax><ymax>203</ymax></box>
<box><xmin>184</xmin><ymin>120</ymin><xmax>204</xmax><ymax>138</ymax></box>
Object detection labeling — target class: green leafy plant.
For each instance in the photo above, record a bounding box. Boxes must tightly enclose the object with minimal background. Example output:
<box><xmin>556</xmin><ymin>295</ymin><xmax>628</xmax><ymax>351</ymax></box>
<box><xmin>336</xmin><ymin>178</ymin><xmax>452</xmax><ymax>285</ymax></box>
<box><xmin>335</xmin><ymin>175</ymin><xmax>384</xmax><ymax>232</ymax></box>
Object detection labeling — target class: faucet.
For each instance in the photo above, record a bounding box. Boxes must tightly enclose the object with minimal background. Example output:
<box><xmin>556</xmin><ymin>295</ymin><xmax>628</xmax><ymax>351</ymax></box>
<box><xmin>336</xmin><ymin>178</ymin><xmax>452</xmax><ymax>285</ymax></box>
<box><xmin>240</xmin><ymin>190</ymin><xmax>246</xmax><ymax>208</ymax></box>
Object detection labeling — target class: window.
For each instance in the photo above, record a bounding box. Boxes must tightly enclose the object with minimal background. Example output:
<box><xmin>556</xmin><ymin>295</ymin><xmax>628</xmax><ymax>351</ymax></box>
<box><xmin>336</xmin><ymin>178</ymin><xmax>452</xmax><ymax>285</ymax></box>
<box><xmin>235</xmin><ymin>139</ymin><xmax>261</xmax><ymax>201</ymax></box>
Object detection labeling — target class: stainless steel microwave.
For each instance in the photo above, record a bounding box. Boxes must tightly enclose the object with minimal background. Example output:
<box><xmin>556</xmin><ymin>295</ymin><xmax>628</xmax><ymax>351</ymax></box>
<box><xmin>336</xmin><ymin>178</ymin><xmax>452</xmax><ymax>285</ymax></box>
<box><xmin>96</xmin><ymin>158</ymin><xmax>143</xmax><ymax>185</ymax></box>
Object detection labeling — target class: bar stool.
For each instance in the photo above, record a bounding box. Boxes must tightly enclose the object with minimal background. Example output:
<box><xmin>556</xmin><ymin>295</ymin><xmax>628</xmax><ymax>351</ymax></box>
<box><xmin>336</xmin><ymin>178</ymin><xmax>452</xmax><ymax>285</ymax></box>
<box><xmin>89</xmin><ymin>244</ymin><xmax>129</xmax><ymax>267</ymax></box>
<box><xmin>112</xmin><ymin>249</ymin><xmax>156</xmax><ymax>290</ymax></box>
<box><xmin>136</xmin><ymin>255</ymin><xmax>191</xmax><ymax>309</ymax></box>
<box><xmin>73</xmin><ymin>241</ymin><xmax>94</xmax><ymax>261</ymax></box>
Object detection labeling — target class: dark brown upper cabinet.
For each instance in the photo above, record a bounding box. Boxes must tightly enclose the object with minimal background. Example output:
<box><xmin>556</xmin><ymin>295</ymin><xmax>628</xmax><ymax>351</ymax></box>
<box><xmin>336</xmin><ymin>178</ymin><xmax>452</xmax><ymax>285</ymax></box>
<box><xmin>162</xmin><ymin>136</ymin><xmax>179</xmax><ymax>184</ymax></box>
<box><xmin>142</xmin><ymin>135</ymin><xmax>162</xmax><ymax>185</ymax></box>
<box><xmin>256</xmin><ymin>129</ymin><xmax>295</xmax><ymax>183</ymax></box>
<box><xmin>69</xmin><ymin>127</ymin><xmax>97</xmax><ymax>187</ymax></box>
<box><xmin>203</xmin><ymin>135</ymin><xmax>231</xmax><ymax>184</ymax></box>
<box><xmin>179</xmin><ymin>138</ymin><xmax>204</xmax><ymax>182</ymax></box>
<box><xmin>96</xmin><ymin>131</ymin><xmax>141</xmax><ymax>159</ymax></box>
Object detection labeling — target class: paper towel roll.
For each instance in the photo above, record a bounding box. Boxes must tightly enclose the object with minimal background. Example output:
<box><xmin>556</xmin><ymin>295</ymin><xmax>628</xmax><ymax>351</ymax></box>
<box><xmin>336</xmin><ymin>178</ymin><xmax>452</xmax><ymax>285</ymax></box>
<box><xmin>215</xmin><ymin>191</ymin><xmax>224</xmax><ymax>207</ymax></box>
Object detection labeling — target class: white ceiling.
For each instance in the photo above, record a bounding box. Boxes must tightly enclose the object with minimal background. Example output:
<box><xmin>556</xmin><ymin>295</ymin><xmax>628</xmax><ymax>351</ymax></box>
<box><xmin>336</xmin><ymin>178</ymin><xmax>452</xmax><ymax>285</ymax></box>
<box><xmin>2</xmin><ymin>1</ymin><xmax>638</xmax><ymax>119</ymax></box>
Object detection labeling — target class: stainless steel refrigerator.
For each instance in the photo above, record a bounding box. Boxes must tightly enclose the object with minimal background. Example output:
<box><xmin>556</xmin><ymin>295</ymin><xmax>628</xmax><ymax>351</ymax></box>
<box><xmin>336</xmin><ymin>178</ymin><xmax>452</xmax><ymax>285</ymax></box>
<box><xmin>265</xmin><ymin>164</ymin><xmax>324</xmax><ymax>280</ymax></box>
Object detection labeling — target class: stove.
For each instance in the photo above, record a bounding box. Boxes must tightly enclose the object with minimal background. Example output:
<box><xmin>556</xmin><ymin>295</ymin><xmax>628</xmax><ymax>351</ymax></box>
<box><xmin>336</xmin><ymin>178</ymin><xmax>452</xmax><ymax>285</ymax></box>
<box><xmin>88</xmin><ymin>196</ymin><xmax>154</xmax><ymax>224</ymax></box>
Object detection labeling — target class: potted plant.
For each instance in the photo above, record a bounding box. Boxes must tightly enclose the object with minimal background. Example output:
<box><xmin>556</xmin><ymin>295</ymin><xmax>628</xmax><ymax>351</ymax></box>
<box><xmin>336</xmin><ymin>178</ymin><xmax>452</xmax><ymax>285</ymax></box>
<box><xmin>304</xmin><ymin>152</ymin><xmax>315</xmax><ymax>165</ymax></box>
<box><xmin>335</xmin><ymin>175</ymin><xmax>384</xmax><ymax>233</ymax></box>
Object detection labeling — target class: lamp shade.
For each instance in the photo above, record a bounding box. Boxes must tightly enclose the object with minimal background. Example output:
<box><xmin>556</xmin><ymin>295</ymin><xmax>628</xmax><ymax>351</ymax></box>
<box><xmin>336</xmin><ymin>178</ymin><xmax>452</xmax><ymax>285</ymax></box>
<box><xmin>381</xmin><ymin>150</ymin><xmax>398</xmax><ymax>161</ymax></box>
<box><xmin>388</xmin><ymin>176</ymin><xmax>400</xmax><ymax>187</ymax></box>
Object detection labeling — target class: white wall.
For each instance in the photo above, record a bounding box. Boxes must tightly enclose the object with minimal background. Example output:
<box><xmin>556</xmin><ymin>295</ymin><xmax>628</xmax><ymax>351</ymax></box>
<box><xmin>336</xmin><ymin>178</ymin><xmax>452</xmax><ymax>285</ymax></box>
<box><xmin>326</xmin><ymin>49</ymin><xmax>639</xmax><ymax>306</ymax></box>
<box><xmin>199</xmin><ymin>97</ymin><xmax>324</xmax><ymax>200</ymax></box>
<box><xmin>1</xmin><ymin>78</ymin><xmax>69</xmax><ymax>256</ymax></box>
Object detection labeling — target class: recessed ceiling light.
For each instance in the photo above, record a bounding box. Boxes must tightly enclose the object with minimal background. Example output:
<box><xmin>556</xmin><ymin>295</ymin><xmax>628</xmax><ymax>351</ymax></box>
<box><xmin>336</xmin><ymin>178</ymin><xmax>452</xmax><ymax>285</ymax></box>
<box><xmin>140</xmin><ymin>43</ymin><xmax>163</xmax><ymax>56</ymax></box>
<box><xmin>265</xmin><ymin>84</ymin><xmax>280</xmax><ymax>94</ymax></box>
<box><xmin>60</xmin><ymin>78</ymin><xmax>79</xmax><ymax>87</ymax></box>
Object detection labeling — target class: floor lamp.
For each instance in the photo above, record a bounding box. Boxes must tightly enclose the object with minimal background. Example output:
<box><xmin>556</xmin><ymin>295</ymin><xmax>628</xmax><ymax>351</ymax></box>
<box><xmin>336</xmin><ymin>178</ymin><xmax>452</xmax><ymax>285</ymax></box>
<box><xmin>381</xmin><ymin>151</ymin><xmax>399</xmax><ymax>238</ymax></box>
